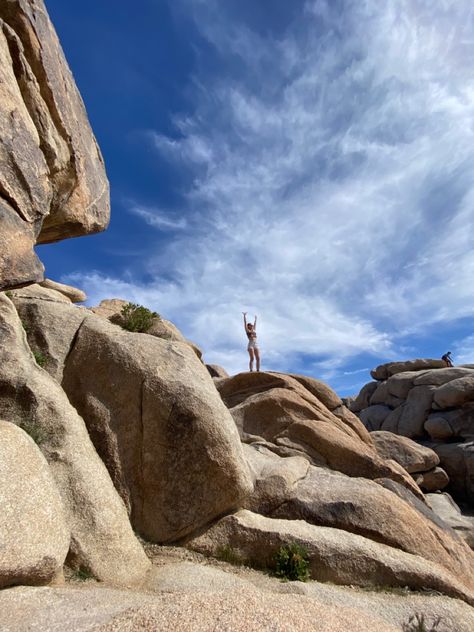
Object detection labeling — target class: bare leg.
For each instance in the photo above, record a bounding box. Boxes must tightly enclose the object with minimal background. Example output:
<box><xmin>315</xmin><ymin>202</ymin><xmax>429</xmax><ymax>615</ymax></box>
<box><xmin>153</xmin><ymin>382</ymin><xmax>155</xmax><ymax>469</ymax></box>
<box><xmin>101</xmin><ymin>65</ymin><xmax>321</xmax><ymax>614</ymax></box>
<box><xmin>254</xmin><ymin>347</ymin><xmax>261</xmax><ymax>371</ymax></box>
<box><xmin>248</xmin><ymin>347</ymin><xmax>255</xmax><ymax>371</ymax></box>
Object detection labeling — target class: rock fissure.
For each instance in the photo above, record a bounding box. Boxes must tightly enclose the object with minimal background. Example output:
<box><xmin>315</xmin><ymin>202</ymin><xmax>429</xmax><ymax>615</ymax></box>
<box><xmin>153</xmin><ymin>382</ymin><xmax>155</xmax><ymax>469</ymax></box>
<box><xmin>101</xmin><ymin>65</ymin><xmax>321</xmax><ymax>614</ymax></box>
<box><xmin>138</xmin><ymin>377</ymin><xmax>146</xmax><ymax>527</ymax></box>
<box><xmin>0</xmin><ymin>5</ymin><xmax>73</xmax><ymax>150</ymax></box>
<box><xmin>0</xmin><ymin>182</ymin><xmax>26</xmax><ymax>222</ymax></box>
<box><xmin>61</xmin><ymin>314</ymin><xmax>89</xmax><ymax>374</ymax></box>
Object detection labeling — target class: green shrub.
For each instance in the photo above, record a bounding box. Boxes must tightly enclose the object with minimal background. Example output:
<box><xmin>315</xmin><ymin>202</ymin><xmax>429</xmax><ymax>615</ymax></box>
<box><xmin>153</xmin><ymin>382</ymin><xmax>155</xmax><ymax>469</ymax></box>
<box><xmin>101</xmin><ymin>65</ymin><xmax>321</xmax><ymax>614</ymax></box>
<box><xmin>21</xmin><ymin>318</ymin><xmax>31</xmax><ymax>334</ymax></box>
<box><xmin>5</xmin><ymin>290</ymin><xmax>13</xmax><ymax>298</ymax></box>
<box><xmin>216</xmin><ymin>545</ymin><xmax>246</xmax><ymax>566</ymax></box>
<box><xmin>119</xmin><ymin>302</ymin><xmax>159</xmax><ymax>333</ymax></box>
<box><xmin>72</xmin><ymin>567</ymin><xmax>95</xmax><ymax>582</ymax></box>
<box><xmin>402</xmin><ymin>613</ymin><xmax>443</xmax><ymax>632</ymax></box>
<box><xmin>20</xmin><ymin>420</ymin><xmax>47</xmax><ymax>446</ymax></box>
<box><xmin>33</xmin><ymin>350</ymin><xmax>47</xmax><ymax>367</ymax></box>
<box><xmin>274</xmin><ymin>542</ymin><xmax>310</xmax><ymax>582</ymax></box>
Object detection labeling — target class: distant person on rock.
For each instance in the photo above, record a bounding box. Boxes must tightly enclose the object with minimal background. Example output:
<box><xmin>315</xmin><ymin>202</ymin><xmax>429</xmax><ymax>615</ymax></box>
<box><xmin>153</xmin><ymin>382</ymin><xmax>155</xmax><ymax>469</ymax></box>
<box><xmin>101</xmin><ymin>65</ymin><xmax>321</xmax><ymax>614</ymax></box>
<box><xmin>442</xmin><ymin>351</ymin><xmax>454</xmax><ymax>367</ymax></box>
<box><xmin>243</xmin><ymin>312</ymin><xmax>260</xmax><ymax>372</ymax></box>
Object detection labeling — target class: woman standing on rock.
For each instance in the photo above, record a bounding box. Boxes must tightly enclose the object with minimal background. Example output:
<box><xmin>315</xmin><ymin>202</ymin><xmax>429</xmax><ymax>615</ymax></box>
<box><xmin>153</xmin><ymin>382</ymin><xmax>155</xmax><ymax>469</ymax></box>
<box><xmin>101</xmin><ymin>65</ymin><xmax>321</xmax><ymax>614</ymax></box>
<box><xmin>243</xmin><ymin>312</ymin><xmax>260</xmax><ymax>372</ymax></box>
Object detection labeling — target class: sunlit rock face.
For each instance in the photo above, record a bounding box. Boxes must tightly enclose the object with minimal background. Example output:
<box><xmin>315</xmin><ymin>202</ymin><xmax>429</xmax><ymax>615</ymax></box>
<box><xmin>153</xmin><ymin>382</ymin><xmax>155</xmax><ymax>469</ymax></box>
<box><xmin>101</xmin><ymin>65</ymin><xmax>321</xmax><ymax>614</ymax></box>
<box><xmin>0</xmin><ymin>0</ymin><xmax>110</xmax><ymax>290</ymax></box>
<box><xmin>352</xmin><ymin>360</ymin><xmax>474</xmax><ymax>504</ymax></box>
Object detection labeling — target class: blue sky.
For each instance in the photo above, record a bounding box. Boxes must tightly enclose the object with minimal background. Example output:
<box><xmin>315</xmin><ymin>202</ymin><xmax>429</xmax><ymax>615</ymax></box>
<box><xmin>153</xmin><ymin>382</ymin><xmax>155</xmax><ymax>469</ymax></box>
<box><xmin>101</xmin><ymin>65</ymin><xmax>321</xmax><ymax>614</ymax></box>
<box><xmin>39</xmin><ymin>0</ymin><xmax>474</xmax><ymax>395</ymax></box>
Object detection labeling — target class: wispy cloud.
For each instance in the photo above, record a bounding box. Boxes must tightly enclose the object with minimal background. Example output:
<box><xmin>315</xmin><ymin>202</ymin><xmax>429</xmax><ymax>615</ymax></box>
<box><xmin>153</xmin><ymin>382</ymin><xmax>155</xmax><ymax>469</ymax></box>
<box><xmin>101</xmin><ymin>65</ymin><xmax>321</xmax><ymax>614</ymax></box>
<box><xmin>127</xmin><ymin>203</ymin><xmax>187</xmax><ymax>231</ymax></box>
<box><xmin>452</xmin><ymin>335</ymin><xmax>474</xmax><ymax>365</ymax></box>
<box><xmin>66</xmin><ymin>0</ymin><xmax>474</xmax><ymax>379</ymax></box>
<box><xmin>343</xmin><ymin>368</ymin><xmax>371</xmax><ymax>376</ymax></box>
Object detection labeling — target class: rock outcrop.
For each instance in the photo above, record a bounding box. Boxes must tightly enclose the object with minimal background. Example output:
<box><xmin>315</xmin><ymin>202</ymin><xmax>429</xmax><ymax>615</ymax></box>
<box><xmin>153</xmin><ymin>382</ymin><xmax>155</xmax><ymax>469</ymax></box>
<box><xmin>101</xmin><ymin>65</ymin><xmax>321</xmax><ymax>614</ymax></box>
<box><xmin>5</xmin><ymin>286</ymin><xmax>474</xmax><ymax>607</ymax></box>
<box><xmin>371</xmin><ymin>359</ymin><xmax>447</xmax><ymax>381</ymax></box>
<box><xmin>3</xmin><ymin>0</ymin><xmax>474</xmax><ymax>622</ymax></box>
<box><xmin>0</xmin><ymin>0</ymin><xmax>109</xmax><ymax>290</ymax></box>
<box><xmin>90</xmin><ymin>298</ymin><xmax>203</xmax><ymax>359</ymax></box>
<box><xmin>352</xmin><ymin>361</ymin><xmax>474</xmax><ymax>504</ymax></box>
<box><xmin>62</xmin><ymin>315</ymin><xmax>253</xmax><ymax>542</ymax></box>
<box><xmin>0</xmin><ymin>420</ymin><xmax>69</xmax><ymax>588</ymax></box>
<box><xmin>40</xmin><ymin>278</ymin><xmax>87</xmax><ymax>303</ymax></box>
<box><xmin>188</xmin><ymin>509</ymin><xmax>474</xmax><ymax>604</ymax></box>
<box><xmin>0</xmin><ymin>294</ymin><xmax>150</xmax><ymax>585</ymax></box>
<box><xmin>237</xmin><ymin>443</ymin><xmax>474</xmax><ymax>596</ymax></box>
<box><xmin>9</xmin><ymin>288</ymin><xmax>253</xmax><ymax>543</ymax></box>
<box><xmin>187</xmin><ymin>370</ymin><xmax>474</xmax><ymax>603</ymax></box>
<box><xmin>217</xmin><ymin>371</ymin><xmax>422</xmax><ymax>497</ymax></box>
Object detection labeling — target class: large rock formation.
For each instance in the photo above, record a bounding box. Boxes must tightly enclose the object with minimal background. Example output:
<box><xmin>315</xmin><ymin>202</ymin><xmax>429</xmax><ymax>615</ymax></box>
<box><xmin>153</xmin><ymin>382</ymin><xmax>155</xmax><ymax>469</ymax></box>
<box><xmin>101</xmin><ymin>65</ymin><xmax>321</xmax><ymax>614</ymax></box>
<box><xmin>352</xmin><ymin>361</ymin><xmax>474</xmax><ymax>504</ymax></box>
<box><xmin>5</xmin><ymin>286</ymin><xmax>474</xmax><ymax>607</ymax></box>
<box><xmin>216</xmin><ymin>371</ymin><xmax>422</xmax><ymax>498</ymax></box>
<box><xmin>0</xmin><ymin>293</ymin><xmax>150</xmax><ymax>585</ymax></box>
<box><xmin>3</xmin><ymin>0</ymin><xmax>474</xmax><ymax>623</ymax></box>
<box><xmin>62</xmin><ymin>315</ymin><xmax>253</xmax><ymax>542</ymax></box>
<box><xmin>0</xmin><ymin>0</ymin><xmax>109</xmax><ymax>290</ymax></box>
<box><xmin>234</xmin><ymin>443</ymin><xmax>474</xmax><ymax>599</ymax></box>
<box><xmin>9</xmin><ymin>288</ymin><xmax>253</xmax><ymax>543</ymax></box>
<box><xmin>188</xmin><ymin>370</ymin><xmax>474</xmax><ymax>603</ymax></box>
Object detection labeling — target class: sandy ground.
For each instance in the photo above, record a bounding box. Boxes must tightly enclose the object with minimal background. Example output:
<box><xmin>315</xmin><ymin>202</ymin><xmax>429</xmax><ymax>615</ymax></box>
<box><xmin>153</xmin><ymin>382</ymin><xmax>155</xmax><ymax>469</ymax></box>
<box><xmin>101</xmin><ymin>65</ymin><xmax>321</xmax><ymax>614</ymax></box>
<box><xmin>0</xmin><ymin>545</ymin><xmax>472</xmax><ymax>631</ymax></box>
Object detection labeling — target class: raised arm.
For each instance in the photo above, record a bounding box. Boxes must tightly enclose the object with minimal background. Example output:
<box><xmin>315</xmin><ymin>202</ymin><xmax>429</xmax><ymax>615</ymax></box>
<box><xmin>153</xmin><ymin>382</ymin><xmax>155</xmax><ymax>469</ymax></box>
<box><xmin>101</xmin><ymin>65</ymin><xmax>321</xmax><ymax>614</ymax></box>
<box><xmin>253</xmin><ymin>314</ymin><xmax>257</xmax><ymax>330</ymax></box>
<box><xmin>242</xmin><ymin>312</ymin><xmax>248</xmax><ymax>332</ymax></box>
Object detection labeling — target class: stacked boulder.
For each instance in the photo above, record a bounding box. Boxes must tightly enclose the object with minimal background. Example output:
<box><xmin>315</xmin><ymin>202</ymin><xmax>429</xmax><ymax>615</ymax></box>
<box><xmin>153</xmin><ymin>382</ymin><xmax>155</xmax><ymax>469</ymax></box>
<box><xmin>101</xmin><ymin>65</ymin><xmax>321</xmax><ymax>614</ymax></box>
<box><xmin>351</xmin><ymin>359</ymin><xmax>474</xmax><ymax>505</ymax></box>
<box><xmin>188</xmin><ymin>371</ymin><xmax>474</xmax><ymax>604</ymax></box>
<box><xmin>4</xmin><ymin>0</ymin><xmax>474</xmax><ymax>622</ymax></box>
<box><xmin>5</xmin><ymin>288</ymin><xmax>474</xmax><ymax>604</ymax></box>
<box><xmin>5</xmin><ymin>287</ymin><xmax>252</xmax><ymax>546</ymax></box>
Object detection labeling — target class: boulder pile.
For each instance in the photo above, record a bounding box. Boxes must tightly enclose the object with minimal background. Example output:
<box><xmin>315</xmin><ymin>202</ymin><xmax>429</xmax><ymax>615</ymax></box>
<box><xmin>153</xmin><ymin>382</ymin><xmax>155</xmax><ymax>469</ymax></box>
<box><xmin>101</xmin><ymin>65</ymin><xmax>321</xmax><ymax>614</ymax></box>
<box><xmin>2</xmin><ymin>1</ymin><xmax>474</xmax><ymax>627</ymax></box>
<box><xmin>5</xmin><ymin>286</ymin><xmax>252</xmax><ymax>546</ymax></box>
<box><xmin>186</xmin><ymin>370</ymin><xmax>474</xmax><ymax>602</ymax></box>
<box><xmin>4</xmin><ymin>286</ymin><xmax>474</xmax><ymax>606</ymax></box>
<box><xmin>350</xmin><ymin>359</ymin><xmax>474</xmax><ymax>505</ymax></box>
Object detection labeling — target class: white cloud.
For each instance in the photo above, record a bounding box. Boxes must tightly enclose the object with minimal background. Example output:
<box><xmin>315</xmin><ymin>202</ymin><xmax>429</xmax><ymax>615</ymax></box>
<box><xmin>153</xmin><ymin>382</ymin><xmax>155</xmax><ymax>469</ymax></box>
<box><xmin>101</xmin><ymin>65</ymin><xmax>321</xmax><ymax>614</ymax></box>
<box><xmin>66</xmin><ymin>0</ymin><xmax>474</xmax><ymax>378</ymax></box>
<box><xmin>127</xmin><ymin>203</ymin><xmax>187</xmax><ymax>231</ymax></box>
<box><xmin>452</xmin><ymin>335</ymin><xmax>474</xmax><ymax>365</ymax></box>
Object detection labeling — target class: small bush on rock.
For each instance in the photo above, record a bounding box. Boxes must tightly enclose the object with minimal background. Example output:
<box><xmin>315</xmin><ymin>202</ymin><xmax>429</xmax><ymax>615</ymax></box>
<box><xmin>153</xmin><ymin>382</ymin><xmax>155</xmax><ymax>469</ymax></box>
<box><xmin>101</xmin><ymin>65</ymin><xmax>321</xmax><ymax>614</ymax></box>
<box><xmin>119</xmin><ymin>302</ymin><xmax>159</xmax><ymax>333</ymax></box>
<box><xmin>72</xmin><ymin>567</ymin><xmax>95</xmax><ymax>582</ymax></box>
<box><xmin>274</xmin><ymin>542</ymin><xmax>310</xmax><ymax>582</ymax></box>
<box><xmin>21</xmin><ymin>318</ymin><xmax>30</xmax><ymax>334</ymax></box>
<box><xmin>33</xmin><ymin>350</ymin><xmax>47</xmax><ymax>367</ymax></box>
<box><xmin>402</xmin><ymin>613</ymin><xmax>443</xmax><ymax>632</ymax></box>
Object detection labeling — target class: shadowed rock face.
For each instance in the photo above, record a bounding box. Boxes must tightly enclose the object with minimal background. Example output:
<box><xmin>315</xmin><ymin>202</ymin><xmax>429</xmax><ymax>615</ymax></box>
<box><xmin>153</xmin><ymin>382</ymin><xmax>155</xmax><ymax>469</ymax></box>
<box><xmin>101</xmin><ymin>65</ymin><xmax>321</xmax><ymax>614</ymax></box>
<box><xmin>0</xmin><ymin>0</ymin><xmax>109</xmax><ymax>290</ymax></box>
